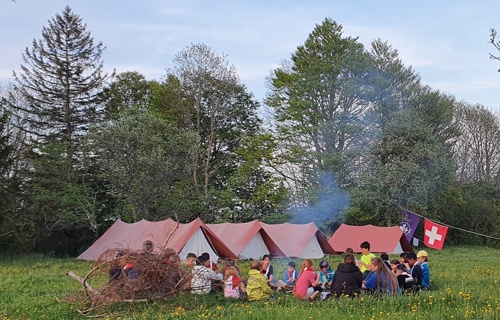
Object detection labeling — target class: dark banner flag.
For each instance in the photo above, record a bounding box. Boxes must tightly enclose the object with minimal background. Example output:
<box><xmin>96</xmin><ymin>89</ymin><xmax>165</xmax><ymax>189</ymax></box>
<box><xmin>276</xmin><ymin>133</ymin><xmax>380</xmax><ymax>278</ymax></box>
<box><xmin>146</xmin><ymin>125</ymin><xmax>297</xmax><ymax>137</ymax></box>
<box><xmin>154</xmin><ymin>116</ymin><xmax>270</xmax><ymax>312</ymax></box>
<box><xmin>399</xmin><ymin>210</ymin><xmax>421</xmax><ymax>242</ymax></box>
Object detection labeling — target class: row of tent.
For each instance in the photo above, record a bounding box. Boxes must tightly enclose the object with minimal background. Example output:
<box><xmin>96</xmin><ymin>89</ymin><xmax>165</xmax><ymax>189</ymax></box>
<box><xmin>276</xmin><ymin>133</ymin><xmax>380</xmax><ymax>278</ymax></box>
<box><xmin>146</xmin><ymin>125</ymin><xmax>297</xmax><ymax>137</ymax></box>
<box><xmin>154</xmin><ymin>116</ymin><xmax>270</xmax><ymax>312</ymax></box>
<box><xmin>78</xmin><ymin>218</ymin><xmax>412</xmax><ymax>261</ymax></box>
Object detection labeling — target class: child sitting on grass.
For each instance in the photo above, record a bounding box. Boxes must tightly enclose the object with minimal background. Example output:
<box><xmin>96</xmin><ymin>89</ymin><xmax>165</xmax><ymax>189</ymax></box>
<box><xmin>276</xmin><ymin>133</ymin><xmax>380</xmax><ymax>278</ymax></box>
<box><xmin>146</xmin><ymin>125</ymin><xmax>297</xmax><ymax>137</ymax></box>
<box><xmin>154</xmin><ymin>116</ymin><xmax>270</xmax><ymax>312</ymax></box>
<box><xmin>293</xmin><ymin>259</ymin><xmax>321</xmax><ymax>301</ymax></box>
<box><xmin>359</xmin><ymin>241</ymin><xmax>376</xmax><ymax>279</ymax></box>
<box><xmin>224</xmin><ymin>266</ymin><xmax>246</xmax><ymax>299</ymax></box>
<box><xmin>317</xmin><ymin>260</ymin><xmax>334</xmax><ymax>290</ymax></box>
<box><xmin>277</xmin><ymin>261</ymin><xmax>299</xmax><ymax>290</ymax></box>
<box><xmin>417</xmin><ymin>250</ymin><xmax>431</xmax><ymax>290</ymax></box>
<box><xmin>247</xmin><ymin>259</ymin><xmax>273</xmax><ymax>301</ymax></box>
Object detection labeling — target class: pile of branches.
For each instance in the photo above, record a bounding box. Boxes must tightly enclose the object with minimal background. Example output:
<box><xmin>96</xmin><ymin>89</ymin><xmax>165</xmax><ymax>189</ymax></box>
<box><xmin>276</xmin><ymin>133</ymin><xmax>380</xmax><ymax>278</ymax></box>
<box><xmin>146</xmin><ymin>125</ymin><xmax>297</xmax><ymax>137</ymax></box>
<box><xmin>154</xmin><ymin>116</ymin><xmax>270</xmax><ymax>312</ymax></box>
<box><xmin>67</xmin><ymin>248</ymin><xmax>192</xmax><ymax>316</ymax></box>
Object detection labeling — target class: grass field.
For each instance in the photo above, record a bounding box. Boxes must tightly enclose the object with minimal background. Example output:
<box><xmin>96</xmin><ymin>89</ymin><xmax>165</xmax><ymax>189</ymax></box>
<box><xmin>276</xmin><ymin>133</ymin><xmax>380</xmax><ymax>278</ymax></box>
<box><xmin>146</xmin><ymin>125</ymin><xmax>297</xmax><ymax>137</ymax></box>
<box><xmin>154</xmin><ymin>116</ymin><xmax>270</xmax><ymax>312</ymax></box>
<box><xmin>1</xmin><ymin>246</ymin><xmax>499</xmax><ymax>319</ymax></box>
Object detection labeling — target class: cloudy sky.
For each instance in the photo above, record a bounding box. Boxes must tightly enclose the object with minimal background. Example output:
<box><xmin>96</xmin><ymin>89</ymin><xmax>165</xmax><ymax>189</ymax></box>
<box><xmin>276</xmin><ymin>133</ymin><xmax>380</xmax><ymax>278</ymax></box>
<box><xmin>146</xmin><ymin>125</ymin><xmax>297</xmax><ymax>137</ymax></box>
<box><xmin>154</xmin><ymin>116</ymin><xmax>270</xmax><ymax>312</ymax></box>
<box><xmin>1</xmin><ymin>0</ymin><xmax>499</xmax><ymax>110</ymax></box>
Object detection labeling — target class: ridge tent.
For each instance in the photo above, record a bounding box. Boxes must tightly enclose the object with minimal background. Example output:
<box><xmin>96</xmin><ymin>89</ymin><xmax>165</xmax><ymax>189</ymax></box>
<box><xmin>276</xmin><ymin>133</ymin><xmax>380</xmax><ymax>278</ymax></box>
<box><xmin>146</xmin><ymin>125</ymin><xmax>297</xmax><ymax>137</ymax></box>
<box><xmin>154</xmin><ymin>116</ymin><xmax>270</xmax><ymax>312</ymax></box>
<box><xmin>77</xmin><ymin>219</ymin><xmax>150</xmax><ymax>261</ymax></box>
<box><xmin>77</xmin><ymin>218</ymin><xmax>237</xmax><ymax>261</ymax></box>
<box><xmin>328</xmin><ymin>224</ymin><xmax>412</xmax><ymax>254</ymax></box>
<box><xmin>259</xmin><ymin>222</ymin><xmax>336</xmax><ymax>258</ymax></box>
<box><xmin>207</xmin><ymin>220</ymin><xmax>284</xmax><ymax>259</ymax></box>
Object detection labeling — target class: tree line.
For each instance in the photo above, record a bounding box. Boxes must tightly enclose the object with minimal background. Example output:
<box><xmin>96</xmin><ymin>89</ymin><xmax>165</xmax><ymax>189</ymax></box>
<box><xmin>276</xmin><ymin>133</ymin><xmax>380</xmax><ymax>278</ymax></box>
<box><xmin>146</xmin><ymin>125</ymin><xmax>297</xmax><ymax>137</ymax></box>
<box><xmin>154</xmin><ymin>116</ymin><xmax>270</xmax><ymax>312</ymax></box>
<box><xmin>0</xmin><ymin>7</ymin><xmax>499</xmax><ymax>256</ymax></box>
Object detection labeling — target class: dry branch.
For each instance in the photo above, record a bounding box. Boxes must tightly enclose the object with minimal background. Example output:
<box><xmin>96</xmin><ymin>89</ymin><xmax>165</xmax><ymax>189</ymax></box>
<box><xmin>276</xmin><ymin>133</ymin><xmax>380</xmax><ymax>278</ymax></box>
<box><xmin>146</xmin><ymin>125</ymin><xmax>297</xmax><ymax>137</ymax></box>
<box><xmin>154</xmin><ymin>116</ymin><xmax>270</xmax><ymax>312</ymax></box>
<box><xmin>67</xmin><ymin>271</ymin><xmax>98</xmax><ymax>296</ymax></box>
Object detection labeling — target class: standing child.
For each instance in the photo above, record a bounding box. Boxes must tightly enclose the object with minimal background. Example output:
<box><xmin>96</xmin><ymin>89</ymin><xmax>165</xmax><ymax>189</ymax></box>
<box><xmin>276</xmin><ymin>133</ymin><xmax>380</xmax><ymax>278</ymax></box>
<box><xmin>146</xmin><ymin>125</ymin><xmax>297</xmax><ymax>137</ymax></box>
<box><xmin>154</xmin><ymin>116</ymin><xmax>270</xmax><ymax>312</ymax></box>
<box><xmin>224</xmin><ymin>266</ymin><xmax>246</xmax><ymax>298</ymax></box>
<box><xmin>247</xmin><ymin>259</ymin><xmax>273</xmax><ymax>301</ymax></box>
<box><xmin>417</xmin><ymin>250</ymin><xmax>431</xmax><ymax>290</ymax></box>
<box><xmin>359</xmin><ymin>241</ymin><xmax>376</xmax><ymax>279</ymax></box>
<box><xmin>293</xmin><ymin>259</ymin><xmax>321</xmax><ymax>301</ymax></box>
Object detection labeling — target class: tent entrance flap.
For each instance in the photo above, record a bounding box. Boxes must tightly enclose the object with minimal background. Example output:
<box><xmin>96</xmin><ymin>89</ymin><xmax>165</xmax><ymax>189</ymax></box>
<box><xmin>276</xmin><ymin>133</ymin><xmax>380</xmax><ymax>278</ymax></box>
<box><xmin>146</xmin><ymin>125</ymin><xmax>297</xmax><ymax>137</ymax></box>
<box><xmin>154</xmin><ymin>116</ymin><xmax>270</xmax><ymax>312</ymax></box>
<box><xmin>239</xmin><ymin>231</ymin><xmax>269</xmax><ymax>260</ymax></box>
<box><xmin>179</xmin><ymin>228</ymin><xmax>219</xmax><ymax>261</ymax></box>
<box><xmin>299</xmin><ymin>235</ymin><xmax>324</xmax><ymax>259</ymax></box>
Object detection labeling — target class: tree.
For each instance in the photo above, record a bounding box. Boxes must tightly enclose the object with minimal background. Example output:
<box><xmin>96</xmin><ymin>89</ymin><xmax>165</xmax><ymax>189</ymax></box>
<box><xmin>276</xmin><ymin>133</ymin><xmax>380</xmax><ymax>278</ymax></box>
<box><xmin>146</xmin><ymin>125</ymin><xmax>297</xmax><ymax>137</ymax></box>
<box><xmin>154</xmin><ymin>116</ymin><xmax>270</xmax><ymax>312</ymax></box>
<box><xmin>214</xmin><ymin>133</ymin><xmax>289</xmax><ymax>223</ymax></box>
<box><xmin>348</xmin><ymin>110</ymin><xmax>455</xmax><ymax>226</ymax></box>
<box><xmin>102</xmin><ymin>71</ymin><xmax>150</xmax><ymax>120</ymax></box>
<box><xmin>0</xmin><ymin>100</ymin><xmax>17</xmax><ymax>249</ymax></box>
<box><xmin>169</xmin><ymin>43</ymin><xmax>266</xmax><ymax>221</ymax></box>
<box><xmin>9</xmin><ymin>5</ymin><xmax>110</xmax><ymax>145</ymax></box>
<box><xmin>5</xmin><ymin>6</ymin><xmax>111</xmax><ymax>254</ymax></box>
<box><xmin>86</xmin><ymin>108</ymin><xmax>197</xmax><ymax>222</ymax></box>
<box><xmin>367</xmin><ymin>39</ymin><xmax>421</xmax><ymax>128</ymax></box>
<box><xmin>489</xmin><ymin>28</ymin><xmax>500</xmax><ymax>67</ymax></box>
<box><xmin>453</xmin><ymin>102</ymin><xmax>500</xmax><ymax>183</ymax></box>
<box><xmin>265</xmin><ymin>19</ymin><xmax>373</xmax><ymax>221</ymax></box>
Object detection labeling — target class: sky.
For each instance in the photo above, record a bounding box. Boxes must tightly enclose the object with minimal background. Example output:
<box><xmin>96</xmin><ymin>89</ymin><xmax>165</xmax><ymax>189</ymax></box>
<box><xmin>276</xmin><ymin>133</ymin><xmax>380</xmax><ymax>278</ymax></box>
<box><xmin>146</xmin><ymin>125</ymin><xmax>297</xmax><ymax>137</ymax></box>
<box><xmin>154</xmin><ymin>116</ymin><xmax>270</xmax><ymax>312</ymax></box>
<box><xmin>1</xmin><ymin>0</ymin><xmax>500</xmax><ymax>110</ymax></box>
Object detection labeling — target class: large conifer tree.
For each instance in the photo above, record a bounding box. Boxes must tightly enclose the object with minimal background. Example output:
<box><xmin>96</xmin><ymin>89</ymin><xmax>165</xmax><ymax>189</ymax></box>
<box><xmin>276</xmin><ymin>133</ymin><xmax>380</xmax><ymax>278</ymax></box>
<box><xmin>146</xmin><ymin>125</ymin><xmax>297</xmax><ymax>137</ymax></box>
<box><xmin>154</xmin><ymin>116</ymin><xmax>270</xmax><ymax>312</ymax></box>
<box><xmin>10</xmin><ymin>5</ymin><xmax>109</xmax><ymax>144</ymax></box>
<box><xmin>7</xmin><ymin>6</ymin><xmax>110</xmax><ymax>255</ymax></box>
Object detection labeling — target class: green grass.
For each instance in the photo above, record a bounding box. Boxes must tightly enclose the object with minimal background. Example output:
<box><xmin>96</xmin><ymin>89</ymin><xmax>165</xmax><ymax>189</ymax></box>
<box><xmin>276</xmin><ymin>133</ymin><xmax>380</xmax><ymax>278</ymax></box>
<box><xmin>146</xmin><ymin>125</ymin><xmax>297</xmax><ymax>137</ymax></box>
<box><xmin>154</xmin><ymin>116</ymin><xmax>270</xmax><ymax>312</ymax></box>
<box><xmin>1</xmin><ymin>247</ymin><xmax>500</xmax><ymax>319</ymax></box>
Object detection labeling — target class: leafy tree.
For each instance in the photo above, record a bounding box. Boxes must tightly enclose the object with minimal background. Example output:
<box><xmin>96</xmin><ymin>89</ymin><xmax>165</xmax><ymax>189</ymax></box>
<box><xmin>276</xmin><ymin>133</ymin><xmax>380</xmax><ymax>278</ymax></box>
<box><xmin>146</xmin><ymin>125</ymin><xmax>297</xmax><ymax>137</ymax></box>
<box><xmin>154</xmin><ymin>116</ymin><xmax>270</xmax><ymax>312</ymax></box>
<box><xmin>341</xmin><ymin>39</ymin><xmax>459</xmax><ymax>226</ymax></box>
<box><xmin>348</xmin><ymin>110</ymin><xmax>455</xmax><ymax>226</ymax></box>
<box><xmin>149</xmin><ymin>74</ymin><xmax>193</xmax><ymax>128</ymax></box>
<box><xmin>214</xmin><ymin>133</ymin><xmax>289</xmax><ymax>223</ymax></box>
<box><xmin>86</xmin><ymin>108</ymin><xmax>197</xmax><ymax>222</ymax></box>
<box><xmin>102</xmin><ymin>71</ymin><xmax>150</xmax><ymax>120</ymax></box>
<box><xmin>265</xmin><ymin>19</ymin><xmax>372</xmax><ymax>221</ymax></box>
<box><xmin>367</xmin><ymin>39</ymin><xmax>421</xmax><ymax>128</ymax></box>
<box><xmin>169</xmin><ymin>43</ymin><xmax>266</xmax><ymax>221</ymax></box>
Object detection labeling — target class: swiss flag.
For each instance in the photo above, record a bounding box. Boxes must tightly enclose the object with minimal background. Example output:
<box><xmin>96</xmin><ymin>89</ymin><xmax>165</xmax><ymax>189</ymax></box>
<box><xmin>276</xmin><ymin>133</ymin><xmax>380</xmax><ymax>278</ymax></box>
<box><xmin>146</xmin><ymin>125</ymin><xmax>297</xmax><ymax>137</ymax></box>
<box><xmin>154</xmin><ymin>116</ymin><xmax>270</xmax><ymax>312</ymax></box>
<box><xmin>423</xmin><ymin>219</ymin><xmax>448</xmax><ymax>250</ymax></box>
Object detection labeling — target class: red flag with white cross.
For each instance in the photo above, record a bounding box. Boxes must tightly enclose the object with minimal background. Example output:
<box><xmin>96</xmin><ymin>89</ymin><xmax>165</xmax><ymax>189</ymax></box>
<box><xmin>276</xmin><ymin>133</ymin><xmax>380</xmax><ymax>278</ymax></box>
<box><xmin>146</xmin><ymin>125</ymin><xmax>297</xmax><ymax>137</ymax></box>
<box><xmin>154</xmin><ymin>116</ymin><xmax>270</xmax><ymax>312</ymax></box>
<box><xmin>423</xmin><ymin>219</ymin><xmax>448</xmax><ymax>250</ymax></box>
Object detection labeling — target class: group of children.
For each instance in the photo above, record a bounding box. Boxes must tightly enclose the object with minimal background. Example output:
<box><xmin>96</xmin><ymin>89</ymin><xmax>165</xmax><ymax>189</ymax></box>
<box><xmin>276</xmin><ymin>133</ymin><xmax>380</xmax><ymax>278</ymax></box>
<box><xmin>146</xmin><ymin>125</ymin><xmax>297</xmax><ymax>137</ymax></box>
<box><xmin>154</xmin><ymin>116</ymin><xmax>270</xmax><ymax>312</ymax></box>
<box><xmin>108</xmin><ymin>240</ymin><xmax>431</xmax><ymax>301</ymax></box>
<box><xmin>358</xmin><ymin>241</ymin><xmax>431</xmax><ymax>295</ymax></box>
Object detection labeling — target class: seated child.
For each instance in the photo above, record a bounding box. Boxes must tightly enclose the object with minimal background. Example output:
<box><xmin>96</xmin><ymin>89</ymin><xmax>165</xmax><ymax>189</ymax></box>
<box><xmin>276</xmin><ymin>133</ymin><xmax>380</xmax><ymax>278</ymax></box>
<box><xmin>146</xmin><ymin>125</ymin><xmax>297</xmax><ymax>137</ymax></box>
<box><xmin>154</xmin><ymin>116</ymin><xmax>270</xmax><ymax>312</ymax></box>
<box><xmin>417</xmin><ymin>250</ymin><xmax>431</xmax><ymax>290</ymax></box>
<box><xmin>380</xmin><ymin>253</ymin><xmax>391</xmax><ymax>269</ymax></box>
<box><xmin>390</xmin><ymin>259</ymin><xmax>400</xmax><ymax>273</ymax></box>
<box><xmin>224</xmin><ymin>266</ymin><xmax>246</xmax><ymax>298</ymax></box>
<box><xmin>191</xmin><ymin>254</ymin><xmax>223</xmax><ymax>294</ymax></box>
<box><xmin>400</xmin><ymin>252</ymin><xmax>410</xmax><ymax>271</ymax></box>
<box><xmin>247</xmin><ymin>259</ymin><xmax>273</xmax><ymax>301</ymax></box>
<box><xmin>406</xmin><ymin>252</ymin><xmax>422</xmax><ymax>293</ymax></box>
<box><xmin>261</xmin><ymin>254</ymin><xmax>278</xmax><ymax>288</ymax></box>
<box><xmin>394</xmin><ymin>264</ymin><xmax>416</xmax><ymax>293</ymax></box>
<box><xmin>359</xmin><ymin>241</ymin><xmax>376</xmax><ymax>279</ymax></box>
<box><xmin>278</xmin><ymin>261</ymin><xmax>300</xmax><ymax>290</ymax></box>
<box><xmin>317</xmin><ymin>260</ymin><xmax>334</xmax><ymax>290</ymax></box>
<box><xmin>293</xmin><ymin>259</ymin><xmax>321</xmax><ymax>301</ymax></box>
<box><xmin>108</xmin><ymin>250</ymin><xmax>125</xmax><ymax>283</ymax></box>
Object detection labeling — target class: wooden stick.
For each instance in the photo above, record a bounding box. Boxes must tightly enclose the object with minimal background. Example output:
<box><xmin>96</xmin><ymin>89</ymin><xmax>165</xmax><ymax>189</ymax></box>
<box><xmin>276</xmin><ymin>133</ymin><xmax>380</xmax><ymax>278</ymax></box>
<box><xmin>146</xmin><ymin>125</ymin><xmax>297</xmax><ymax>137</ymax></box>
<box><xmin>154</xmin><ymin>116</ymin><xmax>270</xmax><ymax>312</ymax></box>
<box><xmin>67</xmin><ymin>271</ymin><xmax>99</xmax><ymax>296</ymax></box>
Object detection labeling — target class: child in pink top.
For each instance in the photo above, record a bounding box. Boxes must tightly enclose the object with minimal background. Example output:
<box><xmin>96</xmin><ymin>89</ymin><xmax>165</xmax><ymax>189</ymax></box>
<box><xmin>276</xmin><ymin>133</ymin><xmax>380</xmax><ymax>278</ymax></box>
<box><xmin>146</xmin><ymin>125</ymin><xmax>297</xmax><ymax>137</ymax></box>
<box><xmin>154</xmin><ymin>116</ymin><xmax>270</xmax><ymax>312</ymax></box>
<box><xmin>293</xmin><ymin>259</ymin><xmax>321</xmax><ymax>301</ymax></box>
<box><xmin>224</xmin><ymin>266</ymin><xmax>246</xmax><ymax>298</ymax></box>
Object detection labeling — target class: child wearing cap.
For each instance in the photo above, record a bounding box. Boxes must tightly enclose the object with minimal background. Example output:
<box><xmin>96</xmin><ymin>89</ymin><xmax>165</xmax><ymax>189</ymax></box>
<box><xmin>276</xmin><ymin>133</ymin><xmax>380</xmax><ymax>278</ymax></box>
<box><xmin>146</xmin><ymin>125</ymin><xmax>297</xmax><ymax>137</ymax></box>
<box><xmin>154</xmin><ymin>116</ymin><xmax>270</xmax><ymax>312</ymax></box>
<box><xmin>318</xmin><ymin>260</ymin><xmax>335</xmax><ymax>290</ymax></box>
<box><xmin>417</xmin><ymin>250</ymin><xmax>431</xmax><ymax>290</ymax></box>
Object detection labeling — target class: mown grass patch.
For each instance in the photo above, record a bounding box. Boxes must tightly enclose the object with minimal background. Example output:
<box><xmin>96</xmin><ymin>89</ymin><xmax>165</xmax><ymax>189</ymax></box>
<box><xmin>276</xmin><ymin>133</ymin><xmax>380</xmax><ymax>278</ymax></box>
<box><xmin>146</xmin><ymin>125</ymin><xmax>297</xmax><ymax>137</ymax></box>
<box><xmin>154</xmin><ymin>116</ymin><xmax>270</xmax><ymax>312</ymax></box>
<box><xmin>1</xmin><ymin>246</ymin><xmax>499</xmax><ymax>319</ymax></box>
